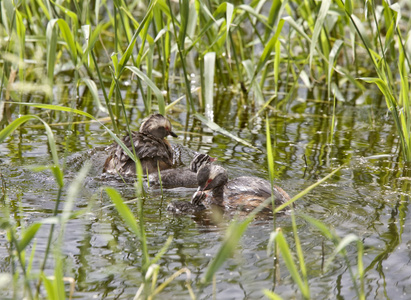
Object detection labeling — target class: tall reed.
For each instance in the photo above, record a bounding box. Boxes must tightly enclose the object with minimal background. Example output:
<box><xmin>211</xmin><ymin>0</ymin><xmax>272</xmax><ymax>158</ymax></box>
<box><xmin>1</xmin><ymin>0</ymin><xmax>410</xmax><ymax>298</ymax></box>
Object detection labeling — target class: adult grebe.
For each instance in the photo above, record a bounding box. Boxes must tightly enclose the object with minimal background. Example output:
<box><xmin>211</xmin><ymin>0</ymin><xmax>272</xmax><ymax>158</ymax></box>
<box><xmin>103</xmin><ymin>114</ymin><xmax>177</xmax><ymax>176</ymax></box>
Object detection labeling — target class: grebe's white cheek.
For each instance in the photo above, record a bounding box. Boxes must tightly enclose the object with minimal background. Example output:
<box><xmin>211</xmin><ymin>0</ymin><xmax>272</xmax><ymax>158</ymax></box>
<box><xmin>209</xmin><ymin>168</ymin><xmax>220</xmax><ymax>180</ymax></box>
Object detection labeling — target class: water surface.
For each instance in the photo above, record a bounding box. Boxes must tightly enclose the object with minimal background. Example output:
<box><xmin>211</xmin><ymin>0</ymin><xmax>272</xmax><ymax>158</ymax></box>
<box><xmin>1</xmin><ymin>85</ymin><xmax>410</xmax><ymax>299</ymax></box>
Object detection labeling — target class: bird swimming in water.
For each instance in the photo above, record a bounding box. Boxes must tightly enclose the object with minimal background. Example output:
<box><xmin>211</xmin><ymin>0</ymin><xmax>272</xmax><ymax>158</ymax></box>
<box><xmin>168</xmin><ymin>163</ymin><xmax>290</xmax><ymax>214</ymax></box>
<box><xmin>192</xmin><ymin>164</ymin><xmax>290</xmax><ymax>211</ymax></box>
<box><xmin>103</xmin><ymin>114</ymin><xmax>177</xmax><ymax>176</ymax></box>
<box><xmin>149</xmin><ymin>153</ymin><xmax>216</xmax><ymax>188</ymax></box>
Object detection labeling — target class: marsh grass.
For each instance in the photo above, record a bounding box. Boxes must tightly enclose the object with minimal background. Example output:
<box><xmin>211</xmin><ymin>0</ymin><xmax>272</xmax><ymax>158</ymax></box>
<box><xmin>104</xmin><ymin>160</ymin><xmax>191</xmax><ymax>299</ymax></box>
<box><xmin>0</xmin><ymin>0</ymin><xmax>410</xmax><ymax>298</ymax></box>
<box><xmin>0</xmin><ymin>114</ymin><xmax>87</xmax><ymax>299</ymax></box>
<box><xmin>342</xmin><ymin>0</ymin><xmax>411</xmax><ymax>161</ymax></box>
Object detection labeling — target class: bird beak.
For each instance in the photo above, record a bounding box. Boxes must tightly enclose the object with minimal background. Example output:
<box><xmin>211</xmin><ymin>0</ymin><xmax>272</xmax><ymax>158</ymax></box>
<box><xmin>202</xmin><ymin>178</ymin><xmax>213</xmax><ymax>191</ymax></box>
<box><xmin>209</xmin><ymin>156</ymin><xmax>217</xmax><ymax>162</ymax></box>
<box><xmin>191</xmin><ymin>189</ymin><xmax>206</xmax><ymax>205</ymax></box>
<box><xmin>169</xmin><ymin>131</ymin><xmax>178</xmax><ymax>138</ymax></box>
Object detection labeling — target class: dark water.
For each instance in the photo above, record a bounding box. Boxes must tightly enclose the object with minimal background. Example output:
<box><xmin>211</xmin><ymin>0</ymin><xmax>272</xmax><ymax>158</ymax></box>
<box><xmin>1</xmin><ymin>85</ymin><xmax>410</xmax><ymax>299</ymax></box>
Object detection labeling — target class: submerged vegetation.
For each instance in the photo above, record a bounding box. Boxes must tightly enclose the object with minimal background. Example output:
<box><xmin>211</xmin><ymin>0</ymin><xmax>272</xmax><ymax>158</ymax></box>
<box><xmin>1</xmin><ymin>0</ymin><xmax>411</xmax><ymax>299</ymax></box>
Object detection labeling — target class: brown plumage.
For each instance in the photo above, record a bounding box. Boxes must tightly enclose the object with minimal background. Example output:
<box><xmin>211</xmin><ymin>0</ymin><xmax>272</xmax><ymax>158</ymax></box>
<box><xmin>168</xmin><ymin>163</ymin><xmax>290</xmax><ymax>215</ymax></box>
<box><xmin>149</xmin><ymin>153</ymin><xmax>216</xmax><ymax>188</ymax></box>
<box><xmin>103</xmin><ymin>114</ymin><xmax>177</xmax><ymax>176</ymax></box>
<box><xmin>191</xmin><ymin>164</ymin><xmax>290</xmax><ymax>212</ymax></box>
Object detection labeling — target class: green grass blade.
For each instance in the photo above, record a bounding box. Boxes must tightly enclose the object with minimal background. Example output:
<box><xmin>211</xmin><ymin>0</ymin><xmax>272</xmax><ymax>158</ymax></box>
<box><xmin>263</xmin><ymin>0</ymin><xmax>282</xmax><ymax>42</ymax></box>
<box><xmin>265</xmin><ymin>116</ymin><xmax>275</xmax><ymax>182</ymax></box>
<box><xmin>360</xmin><ymin>77</ymin><xmax>397</xmax><ymax>108</ymax></box>
<box><xmin>17</xmin><ymin>223</ymin><xmax>42</xmax><ymax>252</ymax></box>
<box><xmin>105</xmin><ymin>187</ymin><xmax>141</xmax><ymax>238</ymax></box>
<box><xmin>2</xmin><ymin>0</ymin><xmax>14</xmax><ymax>33</ymax></box>
<box><xmin>56</xmin><ymin>18</ymin><xmax>78</xmax><ymax>63</ymax></box>
<box><xmin>333</xmin><ymin>233</ymin><xmax>359</xmax><ymax>255</ymax></box>
<box><xmin>118</xmin><ymin>0</ymin><xmax>157</xmax><ymax>74</ymax></box>
<box><xmin>178</xmin><ymin>0</ymin><xmax>189</xmax><ymax>50</ymax></box>
<box><xmin>167</xmin><ymin>0</ymin><xmax>195</xmax><ymax>112</ymax></box>
<box><xmin>186</xmin><ymin>0</ymin><xmax>198</xmax><ymax>40</ymax></box>
<box><xmin>155</xmin><ymin>0</ymin><xmax>172</xmax><ymax>18</ymax></box>
<box><xmin>324</xmin><ymin>234</ymin><xmax>359</xmax><ymax>271</ymax></box>
<box><xmin>111</xmin><ymin>52</ymin><xmax>119</xmax><ymax>77</ymax></box>
<box><xmin>54</xmin><ymin>253</ymin><xmax>65</xmax><ymax>300</ymax></box>
<box><xmin>302</xmin><ymin>215</ymin><xmax>365</xmax><ymax>299</ymax></box>
<box><xmin>194</xmin><ymin>113</ymin><xmax>259</xmax><ymax>151</ymax></box>
<box><xmin>150</xmin><ymin>267</ymin><xmax>192</xmax><ymax>298</ymax></box>
<box><xmin>27</xmin><ymin>239</ymin><xmax>37</xmax><ymax>280</ymax></box>
<box><xmin>46</xmin><ymin>20</ymin><xmax>58</xmax><ymax>84</ymax></box>
<box><xmin>357</xmin><ymin>240</ymin><xmax>365</xmax><ymax>299</ymax></box>
<box><xmin>237</xmin><ymin>4</ymin><xmax>271</xmax><ymax>28</ymax></box>
<box><xmin>82</xmin><ymin>78</ymin><xmax>108</xmax><ymax>114</ymax></box>
<box><xmin>183</xmin><ymin>4</ymin><xmax>224</xmax><ymax>54</ymax></box>
<box><xmin>90</xmin><ymin>50</ymin><xmax>118</xmax><ymax>135</ymax></box>
<box><xmin>253</xmin><ymin>19</ymin><xmax>284</xmax><ymax>83</ymax></box>
<box><xmin>150</xmin><ymin>235</ymin><xmax>173</xmax><ymax>266</ymax></box>
<box><xmin>134</xmin><ymin>12</ymin><xmax>154</xmax><ymax>67</ymax></box>
<box><xmin>345</xmin><ymin>0</ymin><xmax>353</xmax><ymax>15</ymax></box>
<box><xmin>275</xmin><ymin>229</ymin><xmax>309</xmax><ymax>297</ymax></box>
<box><xmin>267</xmin><ymin>230</ymin><xmax>278</xmax><ymax>257</ymax></box>
<box><xmin>383</xmin><ymin>13</ymin><xmax>395</xmax><ymax>52</ymax></box>
<box><xmin>82</xmin><ymin>23</ymin><xmax>106</xmax><ymax>62</ymax></box>
<box><xmin>41</xmin><ymin>273</ymin><xmax>57</xmax><ymax>299</ymax></box>
<box><xmin>118</xmin><ymin>5</ymin><xmax>136</xmax><ymax>43</ymax></box>
<box><xmin>225</xmin><ymin>2</ymin><xmax>233</xmax><ymax>56</ymax></box>
<box><xmin>328</xmin><ymin>39</ymin><xmax>343</xmax><ymax>98</ymax></box>
<box><xmin>399</xmin><ymin>41</ymin><xmax>409</xmax><ymax>107</ymax></box>
<box><xmin>202</xmin><ymin>219</ymin><xmax>249</xmax><ymax>284</ymax></box>
<box><xmin>0</xmin><ymin>115</ymin><xmax>61</xmax><ymax>174</ymax></box>
<box><xmin>16</xmin><ymin>102</ymin><xmax>96</xmax><ymax>119</ymax></box>
<box><xmin>203</xmin><ymin>52</ymin><xmax>215</xmax><ymax>120</ymax></box>
<box><xmin>61</xmin><ymin>164</ymin><xmax>90</xmax><ymax>225</ymax></box>
<box><xmin>95</xmin><ymin>0</ymin><xmax>101</xmax><ymax>24</ymax></box>
<box><xmin>309</xmin><ymin>0</ymin><xmax>331</xmax><ymax>67</ymax></box>
<box><xmin>263</xmin><ymin>289</ymin><xmax>283</xmax><ymax>300</ymax></box>
<box><xmin>0</xmin><ymin>115</ymin><xmax>38</xmax><ymax>143</ymax></box>
<box><xmin>81</xmin><ymin>24</ymin><xmax>90</xmax><ymax>61</ymax></box>
<box><xmin>349</xmin><ymin>14</ymin><xmax>375</xmax><ymax>64</ymax></box>
<box><xmin>36</xmin><ymin>121</ymin><xmax>61</xmax><ymax>183</ymax></box>
<box><xmin>51</xmin><ymin>0</ymin><xmax>78</xmax><ymax>27</ymax></box>
<box><xmin>329</xmin><ymin>93</ymin><xmax>337</xmax><ymax>145</ymax></box>
<box><xmin>125</xmin><ymin>66</ymin><xmax>165</xmax><ymax>115</ymax></box>
<box><xmin>301</xmin><ymin>214</ymin><xmax>334</xmax><ymax>241</ymax></box>
<box><xmin>135</xmin><ymin>158</ymin><xmax>145</xmax><ymax>195</ymax></box>
<box><xmin>335</xmin><ymin>65</ymin><xmax>365</xmax><ymax>91</ymax></box>
<box><xmin>105</xmin><ymin>186</ymin><xmax>150</xmax><ymax>271</ymax></box>
<box><xmin>398</xmin><ymin>44</ymin><xmax>411</xmax><ymax>159</ymax></box>
<box><xmin>145</xmin><ymin>45</ymin><xmax>154</xmax><ymax>114</ymax></box>
<box><xmin>274</xmin><ymin>164</ymin><xmax>345</xmax><ymax>213</ymax></box>
<box><xmin>243</xmin><ymin>59</ymin><xmax>264</xmax><ymax>105</ymax></box>
<box><xmin>274</xmin><ymin>39</ymin><xmax>280</xmax><ymax>96</ymax></box>
<box><xmin>283</xmin><ymin>16</ymin><xmax>311</xmax><ymax>42</ymax></box>
<box><xmin>291</xmin><ymin>209</ymin><xmax>309</xmax><ymax>292</ymax></box>
<box><xmin>15</xmin><ymin>10</ymin><xmax>25</xmax><ymax>71</ymax></box>
<box><xmin>9</xmin><ymin>102</ymin><xmax>136</xmax><ymax>163</ymax></box>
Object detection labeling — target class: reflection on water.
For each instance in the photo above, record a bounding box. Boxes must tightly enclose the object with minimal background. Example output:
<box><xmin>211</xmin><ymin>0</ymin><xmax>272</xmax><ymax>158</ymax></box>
<box><xmin>1</xmin><ymin>85</ymin><xmax>410</xmax><ymax>299</ymax></box>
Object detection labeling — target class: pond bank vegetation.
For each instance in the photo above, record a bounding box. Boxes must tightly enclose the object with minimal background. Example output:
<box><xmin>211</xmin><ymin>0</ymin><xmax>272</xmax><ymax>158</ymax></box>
<box><xmin>1</xmin><ymin>0</ymin><xmax>411</xmax><ymax>299</ymax></box>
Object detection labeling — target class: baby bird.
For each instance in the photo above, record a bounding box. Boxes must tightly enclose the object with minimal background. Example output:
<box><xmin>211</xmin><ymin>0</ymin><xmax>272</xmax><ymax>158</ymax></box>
<box><xmin>149</xmin><ymin>153</ymin><xmax>216</xmax><ymax>188</ymax></box>
<box><xmin>191</xmin><ymin>164</ymin><xmax>290</xmax><ymax>213</ymax></box>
